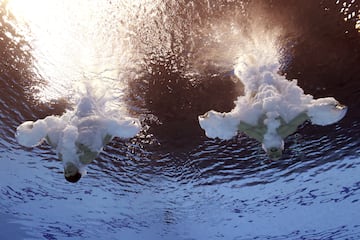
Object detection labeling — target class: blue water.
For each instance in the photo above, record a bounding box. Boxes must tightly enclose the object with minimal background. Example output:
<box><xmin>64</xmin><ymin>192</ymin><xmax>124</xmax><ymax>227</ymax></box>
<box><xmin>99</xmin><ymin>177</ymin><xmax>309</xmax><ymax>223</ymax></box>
<box><xmin>1</xmin><ymin>0</ymin><xmax>360</xmax><ymax>239</ymax></box>
<box><xmin>2</xmin><ymin>127</ymin><xmax>360</xmax><ymax>239</ymax></box>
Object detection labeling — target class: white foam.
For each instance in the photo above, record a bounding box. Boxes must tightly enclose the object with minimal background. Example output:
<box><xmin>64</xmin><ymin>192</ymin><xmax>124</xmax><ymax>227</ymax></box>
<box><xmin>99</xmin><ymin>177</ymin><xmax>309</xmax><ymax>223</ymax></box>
<box><xmin>16</xmin><ymin>120</ymin><xmax>48</xmax><ymax>147</ymax></box>
<box><xmin>198</xmin><ymin>47</ymin><xmax>347</xmax><ymax>151</ymax></box>
<box><xmin>16</xmin><ymin>93</ymin><xmax>141</xmax><ymax>170</ymax></box>
<box><xmin>308</xmin><ymin>97</ymin><xmax>348</xmax><ymax>126</ymax></box>
<box><xmin>198</xmin><ymin>110</ymin><xmax>239</xmax><ymax>140</ymax></box>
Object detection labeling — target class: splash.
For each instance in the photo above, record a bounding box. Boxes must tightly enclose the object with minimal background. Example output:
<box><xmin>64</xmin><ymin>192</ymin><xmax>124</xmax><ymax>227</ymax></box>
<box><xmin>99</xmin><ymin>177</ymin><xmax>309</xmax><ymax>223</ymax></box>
<box><xmin>6</xmin><ymin>0</ymin><xmax>146</xmax><ymax>101</ymax></box>
<box><xmin>15</xmin><ymin>91</ymin><xmax>141</xmax><ymax>179</ymax></box>
<box><xmin>198</xmin><ymin>26</ymin><xmax>347</xmax><ymax>159</ymax></box>
<box><xmin>8</xmin><ymin>0</ymin><xmax>148</xmax><ymax>181</ymax></box>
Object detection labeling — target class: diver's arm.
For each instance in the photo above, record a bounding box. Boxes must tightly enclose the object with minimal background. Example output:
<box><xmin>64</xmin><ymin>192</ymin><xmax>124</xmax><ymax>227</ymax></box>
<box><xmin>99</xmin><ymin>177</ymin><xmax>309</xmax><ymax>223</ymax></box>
<box><xmin>277</xmin><ymin>112</ymin><xmax>309</xmax><ymax>138</ymax></box>
<box><xmin>103</xmin><ymin>134</ymin><xmax>113</xmax><ymax>145</ymax></box>
<box><xmin>76</xmin><ymin>134</ymin><xmax>113</xmax><ymax>165</ymax></box>
<box><xmin>238</xmin><ymin>121</ymin><xmax>266</xmax><ymax>142</ymax></box>
<box><xmin>76</xmin><ymin>142</ymin><xmax>99</xmax><ymax>165</ymax></box>
<box><xmin>45</xmin><ymin>136</ymin><xmax>56</xmax><ymax>148</ymax></box>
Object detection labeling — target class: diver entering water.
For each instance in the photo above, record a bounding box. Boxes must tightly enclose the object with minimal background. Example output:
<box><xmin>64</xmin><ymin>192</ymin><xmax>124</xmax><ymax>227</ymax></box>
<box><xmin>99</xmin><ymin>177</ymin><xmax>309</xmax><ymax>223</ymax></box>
<box><xmin>200</xmin><ymin>98</ymin><xmax>347</xmax><ymax>160</ymax></box>
<box><xmin>16</xmin><ymin>97</ymin><xmax>141</xmax><ymax>183</ymax></box>
<box><xmin>198</xmin><ymin>54</ymin><xmax>348</xmax><ymax>160</ymax></box>
<box><xmin>237</xmin><ymin>101</ymin><xmax>346</xmax><ymax>159</ymax></box>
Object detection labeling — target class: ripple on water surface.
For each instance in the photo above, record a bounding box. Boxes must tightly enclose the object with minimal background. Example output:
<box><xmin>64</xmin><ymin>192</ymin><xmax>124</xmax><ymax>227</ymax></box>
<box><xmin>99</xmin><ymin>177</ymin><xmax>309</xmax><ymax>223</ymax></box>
<box><xmin>1</xmin><ymin>0</ymin><xmax>360</xmax><ymax>239</ymax></box>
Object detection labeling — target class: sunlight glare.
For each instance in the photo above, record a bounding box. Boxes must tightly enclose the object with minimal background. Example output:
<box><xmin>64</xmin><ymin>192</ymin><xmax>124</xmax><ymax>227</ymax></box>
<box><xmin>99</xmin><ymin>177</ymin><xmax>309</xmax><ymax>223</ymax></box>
<box><xmin>6</xmin><ymin>0</ymin><xmax>134</xmax><ymax>103</ymax></box>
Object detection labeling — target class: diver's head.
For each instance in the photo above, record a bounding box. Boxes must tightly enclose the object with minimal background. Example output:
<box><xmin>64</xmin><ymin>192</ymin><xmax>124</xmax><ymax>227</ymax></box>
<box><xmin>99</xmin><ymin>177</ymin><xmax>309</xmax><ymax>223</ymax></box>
<box><xmin>262</xmin><ymin>136</ymin><xmax>284</xmax><ymax>160</ymax></box>
<box><xmin>266</xmin><ymin>147</ymin><xmax>283</xmax><ymax>160</ymax></box>
<box><xmin>64</xmin><ymin>162</ymin><xmax>82</xmax><ymax>183</ymax></box>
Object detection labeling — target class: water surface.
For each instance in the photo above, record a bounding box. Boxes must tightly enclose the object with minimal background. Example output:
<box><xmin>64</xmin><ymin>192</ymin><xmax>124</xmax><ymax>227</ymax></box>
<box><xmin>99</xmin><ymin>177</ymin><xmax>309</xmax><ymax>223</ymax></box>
<box><xmin>1</xmin><ymin>0</ymin><xmax>360</xmax><ymax>239</ymax></box>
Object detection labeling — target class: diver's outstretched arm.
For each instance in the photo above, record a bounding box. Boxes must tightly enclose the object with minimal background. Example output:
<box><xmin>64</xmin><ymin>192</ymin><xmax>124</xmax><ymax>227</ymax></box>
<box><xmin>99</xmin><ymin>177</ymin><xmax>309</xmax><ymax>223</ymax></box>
<box><xmin>238</xmin><ymin>121</ymin><xmax>266</xmax><ymax>142</ymax></box>
<box><xmin>277</xmin><ymin>112</ymin><xmax>309</xmax><ymax>139</ymax></box>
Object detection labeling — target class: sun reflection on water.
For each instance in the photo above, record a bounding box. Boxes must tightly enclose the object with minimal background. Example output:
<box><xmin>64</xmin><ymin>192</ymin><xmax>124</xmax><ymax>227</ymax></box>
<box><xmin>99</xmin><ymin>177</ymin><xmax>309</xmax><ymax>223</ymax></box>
<box><xmin>6</xmin><ymin>0</ymin><xmax>145</xmax><ymax>102</ymax></box>
<box><xmin>335</xmin><ymin>0</ymin><xmax>360</xmax><ymax>32</ymax></box>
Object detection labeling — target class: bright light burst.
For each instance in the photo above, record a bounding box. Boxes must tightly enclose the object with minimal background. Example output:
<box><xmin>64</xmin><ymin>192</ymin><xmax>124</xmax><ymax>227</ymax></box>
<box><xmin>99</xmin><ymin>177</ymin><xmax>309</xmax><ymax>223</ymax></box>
<box><xmin>6</xmin><ymin>0</ymin><xmax>138</xmax><ymax>102</ymax></box>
